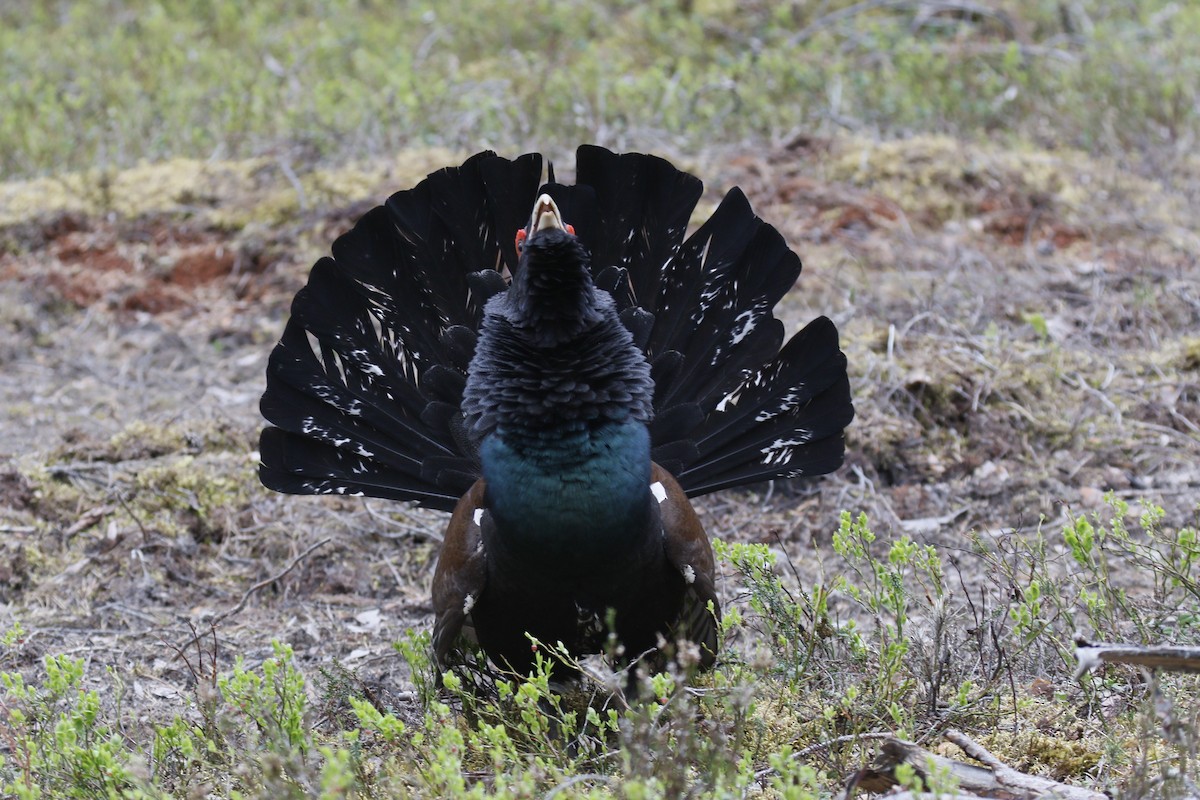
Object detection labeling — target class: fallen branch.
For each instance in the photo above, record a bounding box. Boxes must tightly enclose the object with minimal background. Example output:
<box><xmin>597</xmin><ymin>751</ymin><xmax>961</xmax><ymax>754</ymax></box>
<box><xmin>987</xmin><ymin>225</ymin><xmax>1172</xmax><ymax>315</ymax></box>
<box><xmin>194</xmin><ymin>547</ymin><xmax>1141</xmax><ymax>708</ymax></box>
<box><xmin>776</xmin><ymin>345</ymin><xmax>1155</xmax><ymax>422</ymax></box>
<box><xmin>1076</xmin><ymin>642</ymin><xmax>1200</xmax><ymax>677</ymax></box>
<box><xmin>868</xmin><ymin>793</ymin><xmax>990</xmax><ymax>800</ymax></box>
<box><xmin>848</xmin><ymin>730</ymin><xmax>1106</xmax><ymax>800</ymax></box>
<box><xmin>221</xmin><ymin>537</ymin><xmax>332</xmax><ymax>622</ymax></box>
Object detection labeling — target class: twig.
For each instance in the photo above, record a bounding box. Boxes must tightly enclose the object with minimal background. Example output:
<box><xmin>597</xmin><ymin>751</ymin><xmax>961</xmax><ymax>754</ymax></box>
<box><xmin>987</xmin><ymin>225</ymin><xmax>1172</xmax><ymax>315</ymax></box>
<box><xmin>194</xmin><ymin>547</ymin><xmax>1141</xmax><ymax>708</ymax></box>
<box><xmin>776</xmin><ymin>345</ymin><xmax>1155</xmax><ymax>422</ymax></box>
<box><xmin>898</xmin><ymin>506</ymin><xmax>970</xmax><ymax>535</ymax></box>
<box><xmin>942</xmin><ymin>729</ymin><xmax>1006</xmax><ymax>770</ymax></box>
<box><xmin>277</xmin><ymin>156</ymin><xmax>308</xmax><ymax>211</ymax></box>
<box><xmin>218</xmin><ymin>537</ymin><xmax>332</xmax><ymax>624</ymax></box>
<box><xmin>174</xmin><ymin>537</ymin><xmax>331</xmax><ymax>654</ymax></box>
<box><xmin>870</xmin><ymin>793</ymin><xmax>989</xmax><ymax>800</ymax></box>
<box><xmin>795</xmin><ymin>731</ymin><xmax>897</xmax><ymax>761</ymax></box>
<box><xmin>1129</xmin><ymin>419</ymin><xmax>1200</xmax><ymax>452</ymax></box>
<box><xmin>114</xmin><ymin>491</ymin><xmax>151</xmax><ymax>541</ymax></box>
<box><xmin>361</xmin><ymin>499</ymin><xmax>443</xmax><ymax>542</ymax></box>
<box><xmin>919</xmin><ymin>40</ymin><xmax>1079</xmax><ymax>62</ymax></box>
<box><xmin>62</xmin><ymin>505</ymin><xmax>114</xmax><ymax>538</ymax></box>
<box><xmin>95</xmin><ymin>602</ymin><xmax>162</xmax><ymax>625</ymax></box>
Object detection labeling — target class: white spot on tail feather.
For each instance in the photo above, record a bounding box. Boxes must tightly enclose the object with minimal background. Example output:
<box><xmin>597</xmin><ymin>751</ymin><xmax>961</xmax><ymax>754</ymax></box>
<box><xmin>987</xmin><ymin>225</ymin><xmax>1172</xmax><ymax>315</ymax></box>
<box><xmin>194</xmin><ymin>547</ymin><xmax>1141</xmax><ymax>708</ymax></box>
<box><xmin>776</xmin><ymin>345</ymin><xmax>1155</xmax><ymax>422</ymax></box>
<box><xmin>729</xmin><ymin>309</ymin><xmax>757</xmax><ymax>345</ymax></box>
<box><xmin>463</xmin><ymin>594</ymin><xmax>475</xmax><ymax>614</ymax></box>
<box><xmin>760</xmin><ymin>433</ymin><xmax>813</xmax><ymax>466</ymax></box>
<box><xmin>682</xmin><ymin>564</ymin><xmax>695</xmax><ymax>584</ymax></box>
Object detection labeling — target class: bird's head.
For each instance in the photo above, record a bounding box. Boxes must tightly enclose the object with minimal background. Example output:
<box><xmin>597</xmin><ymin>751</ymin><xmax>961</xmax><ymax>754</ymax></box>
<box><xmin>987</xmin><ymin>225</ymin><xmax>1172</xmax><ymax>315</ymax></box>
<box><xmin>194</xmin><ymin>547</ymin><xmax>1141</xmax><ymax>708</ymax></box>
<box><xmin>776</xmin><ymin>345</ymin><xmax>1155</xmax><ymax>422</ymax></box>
<box><xmin>507</xmin><ymin>193</ymin><xmax>602</xmax><ymax>343</ymax></box>
<box><xmin>515</xmin><ymin>193</ymin><xmax>576</xmax><ymax>254</ymax></box>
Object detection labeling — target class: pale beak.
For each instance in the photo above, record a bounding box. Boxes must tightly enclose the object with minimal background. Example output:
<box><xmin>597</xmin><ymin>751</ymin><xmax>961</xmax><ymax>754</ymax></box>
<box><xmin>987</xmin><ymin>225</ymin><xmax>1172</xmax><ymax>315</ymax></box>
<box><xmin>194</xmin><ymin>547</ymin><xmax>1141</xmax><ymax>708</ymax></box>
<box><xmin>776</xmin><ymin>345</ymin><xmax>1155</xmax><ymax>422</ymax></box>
<box><xmin>530</xmin><ymin>194</ymin><xmax>564</xmax><ymax>233</ymax></box>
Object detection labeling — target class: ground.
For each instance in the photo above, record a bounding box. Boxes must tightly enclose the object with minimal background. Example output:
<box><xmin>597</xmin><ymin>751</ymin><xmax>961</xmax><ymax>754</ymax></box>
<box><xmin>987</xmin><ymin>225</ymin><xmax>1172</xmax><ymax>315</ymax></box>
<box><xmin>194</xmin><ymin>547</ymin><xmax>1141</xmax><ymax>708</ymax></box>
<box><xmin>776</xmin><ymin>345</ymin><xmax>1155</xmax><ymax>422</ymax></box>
<box><xmin>1</xmin><ymin>135</ymin><xmax>1198</xmax><ymax>796</ymax></box>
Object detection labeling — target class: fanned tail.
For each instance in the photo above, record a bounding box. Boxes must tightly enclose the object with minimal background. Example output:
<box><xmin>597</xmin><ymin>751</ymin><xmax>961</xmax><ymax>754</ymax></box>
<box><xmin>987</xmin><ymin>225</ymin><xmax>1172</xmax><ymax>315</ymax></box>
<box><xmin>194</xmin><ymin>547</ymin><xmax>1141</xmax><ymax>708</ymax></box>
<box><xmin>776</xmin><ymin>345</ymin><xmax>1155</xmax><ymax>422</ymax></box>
<box><xmin>260</xmin><ymin>145</ymin><xmax>853</xmax><ymax>508</ymax></box>
<box><xmin>259</xmin><ymin>152</ymin><xmax>543</xmax><ymax>511</ymax></box>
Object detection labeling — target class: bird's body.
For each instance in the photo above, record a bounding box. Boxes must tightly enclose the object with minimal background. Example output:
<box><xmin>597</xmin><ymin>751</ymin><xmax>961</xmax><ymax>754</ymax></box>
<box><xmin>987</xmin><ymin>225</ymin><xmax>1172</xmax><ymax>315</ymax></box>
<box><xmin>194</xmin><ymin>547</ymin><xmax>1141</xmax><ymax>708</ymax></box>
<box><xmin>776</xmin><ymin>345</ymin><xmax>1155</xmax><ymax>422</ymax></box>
<box><xmin>260</xmin><ymin>146</ymin><xmax>853</xmax><ymax>678</ymax></box>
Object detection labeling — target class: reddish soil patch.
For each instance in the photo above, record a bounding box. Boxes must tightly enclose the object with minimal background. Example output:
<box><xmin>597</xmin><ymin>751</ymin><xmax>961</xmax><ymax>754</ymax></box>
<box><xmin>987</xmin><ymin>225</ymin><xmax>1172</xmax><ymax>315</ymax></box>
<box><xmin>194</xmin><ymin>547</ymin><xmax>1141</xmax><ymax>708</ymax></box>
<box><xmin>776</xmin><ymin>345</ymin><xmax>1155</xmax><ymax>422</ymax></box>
<box><xmin>3</xmin><ymin>216</ymin><xmax>292</xmax><ymax>316</ymax></box>
<box><xmin>170</xmin><ymin>244</ymin><xmax>237</xmax><ymax>290</ymax></box>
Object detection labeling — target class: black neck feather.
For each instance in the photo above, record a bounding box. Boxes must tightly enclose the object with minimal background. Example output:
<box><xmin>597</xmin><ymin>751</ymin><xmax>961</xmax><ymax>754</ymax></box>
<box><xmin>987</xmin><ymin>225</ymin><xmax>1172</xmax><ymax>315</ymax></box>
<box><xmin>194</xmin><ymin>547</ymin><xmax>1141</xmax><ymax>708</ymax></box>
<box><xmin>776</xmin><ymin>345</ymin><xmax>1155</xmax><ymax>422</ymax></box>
<box><xmin>506</xmin><ymin>228</ymin><xmax>604</xmax><ymax>346</ymax></box>
<box><xmin>462</xmin><ymin>229</ymin><xmax>654</xmax><ymax>441</ymax></box>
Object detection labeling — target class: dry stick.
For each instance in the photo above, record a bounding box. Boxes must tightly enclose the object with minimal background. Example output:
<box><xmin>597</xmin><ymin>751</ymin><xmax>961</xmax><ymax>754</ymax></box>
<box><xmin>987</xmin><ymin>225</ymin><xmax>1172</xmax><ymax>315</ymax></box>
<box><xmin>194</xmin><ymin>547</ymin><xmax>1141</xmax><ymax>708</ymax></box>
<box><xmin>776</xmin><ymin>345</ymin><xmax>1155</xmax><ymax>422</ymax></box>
<box><xmin>114</xmin><ymin>490</ymin><xmax>152</xmax><ymax>541</ymax></box>
<box><xmin>1075</xmin><ymin>643</ymin><xmax>1200</xmax><ymax>677</ymax></box>
<box><xmin>63</xmin><ymin>504</ymin><xmax>114</xmax><ymax>538</ymax></box>
<box><xmin>216</xmin><ymin>536</ymin><xmax>332</xmax><ymax>625</ymax></box>
<box><xmin>845</xmin><ymin>732</ymin><xmax>1107</xmax><ymax>800</ymax></box>
<box><xmin>850</xmin><ymin>734</ymin><xmax>1004</xmax><ymax>796</ymax></box>
<box><xmin>361</xmin><ymin>499</ymin><xmax>444</xmax><ymax>542</ymax></box>
<box><xmin>868</xmin><ymin>793</ymin><xmax>988</xmax><ymax>800</ymax></box>
<box><xmin>174</xmin><ymin>537</ymin><xmax>331</xmax><ymax>655</ymax></box>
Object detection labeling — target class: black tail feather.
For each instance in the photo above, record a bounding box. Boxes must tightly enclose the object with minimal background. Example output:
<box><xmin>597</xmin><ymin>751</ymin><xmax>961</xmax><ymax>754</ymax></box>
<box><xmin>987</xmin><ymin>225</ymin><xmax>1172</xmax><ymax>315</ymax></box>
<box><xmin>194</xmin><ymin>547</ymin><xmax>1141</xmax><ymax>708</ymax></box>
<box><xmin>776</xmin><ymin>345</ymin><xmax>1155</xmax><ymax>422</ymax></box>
<box><xmin>259</xmin><ymin>427</ymin><xmax>461</xmax><ymax>506</ymax></box>
<box><xmin>689</xmin><ymin>317</ymin><xmax>848</xmax><ymax>458</ymax></box>
<box><xmin>571</xmin><ymin>145</ymin><xmax>703</xmax><ymax>312</ymax></box>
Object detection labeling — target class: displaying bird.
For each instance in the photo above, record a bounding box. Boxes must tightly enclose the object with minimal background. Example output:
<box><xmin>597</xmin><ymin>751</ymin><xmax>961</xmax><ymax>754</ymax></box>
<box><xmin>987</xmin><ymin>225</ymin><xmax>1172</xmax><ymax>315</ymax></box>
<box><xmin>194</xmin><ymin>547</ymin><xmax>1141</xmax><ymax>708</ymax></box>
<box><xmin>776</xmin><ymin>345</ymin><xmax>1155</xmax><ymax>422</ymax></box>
<box><xmin>259</xmin><ymin>146</ymin><xmax>853</xmax><ymax>680</ymax></box>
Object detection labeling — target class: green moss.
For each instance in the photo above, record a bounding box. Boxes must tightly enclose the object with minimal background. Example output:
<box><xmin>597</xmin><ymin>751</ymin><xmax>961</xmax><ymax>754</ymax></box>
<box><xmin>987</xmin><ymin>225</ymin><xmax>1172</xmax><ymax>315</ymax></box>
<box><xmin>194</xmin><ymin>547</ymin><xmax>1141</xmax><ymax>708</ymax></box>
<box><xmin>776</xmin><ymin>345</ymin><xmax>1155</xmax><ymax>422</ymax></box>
<box><xmin>105</xmin><ymin>421</ymin><xmax>192</xmax><ymax>462</ymax></box>
<box><xmin>1179</xmin><ymin>338</ymin><xmax>1200</xmax><ymax>372</ymax></box>
<box><xmin>131</xmin><ymin>455</ymin><xmax>251</xmax><ymax>542</ymax></box>
<box><xmin>821</xmin><ymin>134</ymin><xmax>1187</xmax><ymax>234</ymax></box>
<box><xmin>1</xmin><ymin>150</ymin><xmax>457</xmax><ymax>233</ymax></box>
<box><xmin>22</xmin><ymin>465</ymin><xmax>93</xmax><ymax>528</ymax></box>
<box><xmin>981</xmin><ymin>730</ymin><xmax>1104</xmax><ymax>781</ymax></box>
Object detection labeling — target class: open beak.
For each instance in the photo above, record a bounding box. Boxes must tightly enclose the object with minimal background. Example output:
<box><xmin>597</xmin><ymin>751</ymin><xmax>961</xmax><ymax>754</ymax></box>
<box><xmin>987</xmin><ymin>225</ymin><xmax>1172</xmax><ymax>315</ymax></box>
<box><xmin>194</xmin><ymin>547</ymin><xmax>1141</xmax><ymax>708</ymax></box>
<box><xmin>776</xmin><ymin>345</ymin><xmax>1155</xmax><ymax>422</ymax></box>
<box><xmin>515</xmin><ymin>194</ymin><xmax>575</xmax><ymax>255</ymax></box>
<box><xmin>530</xmin><ymin>194</ymin><xmax>565</xmax><ymax>233</ymax></box>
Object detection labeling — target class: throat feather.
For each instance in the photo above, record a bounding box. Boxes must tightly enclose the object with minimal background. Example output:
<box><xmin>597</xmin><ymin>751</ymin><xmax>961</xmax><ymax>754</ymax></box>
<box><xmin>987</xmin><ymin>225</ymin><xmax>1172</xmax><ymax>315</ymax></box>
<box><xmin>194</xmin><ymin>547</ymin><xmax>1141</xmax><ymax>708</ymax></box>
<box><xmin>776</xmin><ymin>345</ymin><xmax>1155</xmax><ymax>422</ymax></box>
<box><xmin>462</xmin><ymin>299</ymin><xmax>654</xmax><ymax>440</ymax></box>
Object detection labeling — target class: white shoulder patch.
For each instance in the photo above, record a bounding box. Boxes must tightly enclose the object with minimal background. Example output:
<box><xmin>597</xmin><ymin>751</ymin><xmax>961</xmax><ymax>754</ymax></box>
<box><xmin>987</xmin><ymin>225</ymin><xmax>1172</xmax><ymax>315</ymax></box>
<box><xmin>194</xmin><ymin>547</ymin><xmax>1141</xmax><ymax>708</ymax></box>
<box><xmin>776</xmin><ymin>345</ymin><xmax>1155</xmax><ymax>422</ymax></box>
<box><xmin>472</xmin><ymin>508</ymin><xmax>484</xmax><ymax>526</ymax></box>
<box><xmin>682</xmin><ymin>564</ymin><xmax>696</xmax><ymax>584</ymax></box>
<box><xmin>462</xmin><ymin>593</ymin><xmax>476</xmax><ymax>615</ymax></box>
<box><xmin>650</xmin><ymin>481</ymin><xmax>667</xmax><ymax>504</ymax></box>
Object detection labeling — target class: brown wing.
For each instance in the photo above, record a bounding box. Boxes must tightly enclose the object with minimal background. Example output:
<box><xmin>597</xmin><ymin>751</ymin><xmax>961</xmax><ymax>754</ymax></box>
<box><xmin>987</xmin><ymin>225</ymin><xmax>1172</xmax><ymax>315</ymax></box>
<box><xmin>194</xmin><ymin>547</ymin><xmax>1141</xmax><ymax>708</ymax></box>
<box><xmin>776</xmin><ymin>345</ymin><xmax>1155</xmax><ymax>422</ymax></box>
<box><xmin>652</xmin><ymin>463</ymin><xmax>721</xmax><ymax>667</ymax></box>
<box><xmin>431</xmin><ymin>479</ymin><xmax>489</xmax><ymax>668</ymax></box>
